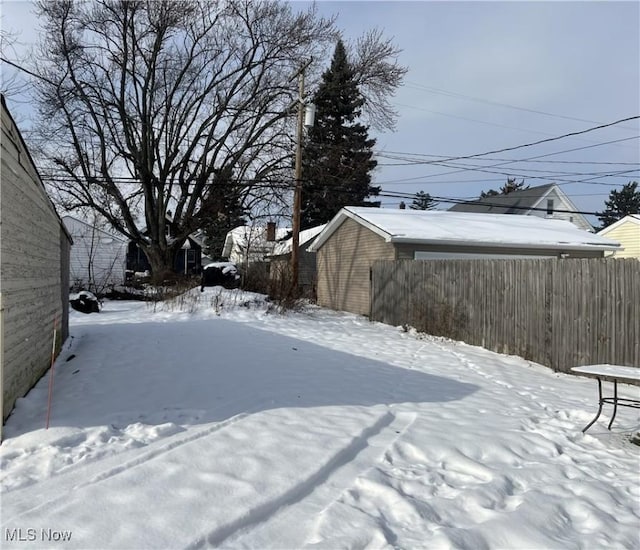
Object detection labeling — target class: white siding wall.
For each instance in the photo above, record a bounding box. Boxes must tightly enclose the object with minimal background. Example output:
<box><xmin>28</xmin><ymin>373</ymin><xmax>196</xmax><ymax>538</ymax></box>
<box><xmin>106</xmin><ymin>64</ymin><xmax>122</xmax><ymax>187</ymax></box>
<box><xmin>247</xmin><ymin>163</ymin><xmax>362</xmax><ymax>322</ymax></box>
<box><xmin>530</xmin><ymin>188</ymin><xmax>593</xmax><ymax>232</ymax></box>
<box><xmin>1</xmin><ymin>101</ymin><xmax>69</xmax><ymax>422</ymax></box>
<box><xmin>64</xmin><ymin>217</ymin><xmax>126</xmax><ymax>292</ymax></box>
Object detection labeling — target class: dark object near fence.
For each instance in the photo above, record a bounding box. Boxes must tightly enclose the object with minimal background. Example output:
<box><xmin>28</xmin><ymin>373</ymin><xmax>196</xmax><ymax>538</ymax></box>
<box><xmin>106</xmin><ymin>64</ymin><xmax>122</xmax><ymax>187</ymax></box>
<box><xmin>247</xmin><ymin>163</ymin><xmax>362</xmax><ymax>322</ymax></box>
<box><xmin>70</xmin><ymin>291</ymin><xmax>100</xmax><ymax>314</ymax></box>
<box><xmin>201</xmin><ymin>262</ymin><xmax>241</xmax><ymax>291</ymax></box>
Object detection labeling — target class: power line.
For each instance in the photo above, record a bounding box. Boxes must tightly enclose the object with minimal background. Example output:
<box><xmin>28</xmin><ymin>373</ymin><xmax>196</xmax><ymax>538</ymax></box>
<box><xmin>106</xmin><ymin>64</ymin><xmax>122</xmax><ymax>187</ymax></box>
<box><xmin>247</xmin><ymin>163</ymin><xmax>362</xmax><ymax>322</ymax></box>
<box><xmin>377</xmin><ymin>159</ymin><xmax>638</xmax><ymax>179</ymax></box>
<box><xmin>42</xmin><ymin>170</ymin><xmax>613</xmax><ymax>217</ymax></box>
<box><xmin>375</xmin><ymin>119</ymin><xmax>639</xmax><ymax>167</ymax></box>
<box><xmin>381</xmin><ymin>161</ymin><xmax>636</xmax><ymax>188</ymax></box>
<box><xmin>393</xmin><ymin>102</ymin><xmax>638</xmax><ymax>148</ymax></box>
<box><xmin>404</xmin><ymin>82</ymin><xmax>640</xmax><ymax>131</ymax></box>
<box><xmin>393</xmin><ymin>101</ymin><xmax>595</xmax><ymax>141</ymax></box>
<box><xmin>377</xmin><ymin>155</ymin><xmax>640</xmax><ymax>167</ymax></box>
<box><xmin>375</xmin><ymin>145</ymin><xmax>640</xmax><ymax>185</ymax></box>
<box><xmin>0</xmin><ymin>56</ymin><xmax>55</xmax><ymax>85</ymax></box>
<box><xmin>373</xmin><ymin>136</ymin><xmax>640</xmax><ymax>185</ymax></box>
<box><xmin>375</xmin><ymin>135</ymin><xmax>640</xmax><ymax>165</ymax></box>
<box><xmin>376</xmin><ymin>190</ymin><xmax>604</xmax><ymax>217</ymax></box>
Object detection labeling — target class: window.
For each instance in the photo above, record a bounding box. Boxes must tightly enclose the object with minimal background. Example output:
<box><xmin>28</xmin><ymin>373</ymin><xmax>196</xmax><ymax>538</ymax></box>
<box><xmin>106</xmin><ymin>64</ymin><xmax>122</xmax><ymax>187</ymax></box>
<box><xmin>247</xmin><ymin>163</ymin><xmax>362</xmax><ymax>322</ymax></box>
<box><xmin>546</xmin><ymin>199</ymin><xmax>554</xmax><ymax>215</ymax></box>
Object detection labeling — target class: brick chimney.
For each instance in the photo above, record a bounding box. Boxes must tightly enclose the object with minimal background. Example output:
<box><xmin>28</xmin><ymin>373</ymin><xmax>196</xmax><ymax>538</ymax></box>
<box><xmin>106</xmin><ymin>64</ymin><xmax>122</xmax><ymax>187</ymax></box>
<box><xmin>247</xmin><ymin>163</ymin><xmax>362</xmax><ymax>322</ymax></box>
<box><xmin>266</xmin><ymin>221</ymin><xmax>276</xmax><ymax>242</ymax></box>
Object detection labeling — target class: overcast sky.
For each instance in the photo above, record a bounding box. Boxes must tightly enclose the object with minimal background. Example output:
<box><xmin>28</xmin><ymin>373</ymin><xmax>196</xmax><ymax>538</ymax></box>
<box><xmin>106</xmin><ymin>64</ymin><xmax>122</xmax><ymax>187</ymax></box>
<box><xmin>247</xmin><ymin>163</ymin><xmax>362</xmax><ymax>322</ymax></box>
<box><xmin>2</xmin><ymin>1</ymin><xmax>639</xmax><ymax>225</ymax></box>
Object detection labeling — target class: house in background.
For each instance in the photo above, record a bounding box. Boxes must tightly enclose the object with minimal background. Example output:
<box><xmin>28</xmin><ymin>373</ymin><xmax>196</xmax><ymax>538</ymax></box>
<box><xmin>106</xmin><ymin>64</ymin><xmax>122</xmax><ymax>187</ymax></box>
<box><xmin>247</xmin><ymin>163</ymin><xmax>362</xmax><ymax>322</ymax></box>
<box><xmin>126</xmin><ymin>217</ymin><xmax>202</xmax><ymax>276</ymax></box>
<box><xmin>448</xmin><ymin>183</ymin><xmax>593</xmax><ymax>232</ymax></box>
<box><xmin>597</xmin><ymin>215</ymin><xmax>640</xmax><ymax>258</ymax></box>
<box><xmin>222</xmin><ymin>222</ymin><xmax>290</xmax><ymax>270</ymax></box>
<box><xmin>267</xmin><ymin>224</ymin><xmax>325</xmax><ymax>293</ymax></box>
<box><xmin>308</xmin><ymin>207</ymin><xmax>621</xmax><ymax>316</ymax></box>
<box><xmin>63</xmin><ymin>216</ymin><xmax>127</xmax><ymax>293</ymax></box>
<box><xmin>1</xmin><ymin>95</ymin><xmax>72</xmax><ymax>438</ymax></box>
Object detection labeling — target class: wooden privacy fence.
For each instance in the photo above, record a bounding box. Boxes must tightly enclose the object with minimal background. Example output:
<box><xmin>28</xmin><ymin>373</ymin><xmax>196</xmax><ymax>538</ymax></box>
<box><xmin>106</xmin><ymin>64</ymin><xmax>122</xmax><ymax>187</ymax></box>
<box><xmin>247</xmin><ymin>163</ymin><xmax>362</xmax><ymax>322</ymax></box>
<box><xmin>370</xmin><ymin>258</ymin><xmax>640</xmax><ymax>373</ymax></box>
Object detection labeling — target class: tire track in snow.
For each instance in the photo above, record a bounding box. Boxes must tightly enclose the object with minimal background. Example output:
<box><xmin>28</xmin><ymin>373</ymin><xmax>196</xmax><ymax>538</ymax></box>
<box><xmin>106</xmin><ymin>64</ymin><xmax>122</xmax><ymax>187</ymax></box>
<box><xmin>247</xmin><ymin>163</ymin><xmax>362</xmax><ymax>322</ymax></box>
<box><xmin>3</xmin><ymin>409</ymin><xmax>255</xmax><ymax>524</ymax></box>
<box><xmin>186</xmin><ymin>411</ymin><xmax>417</xmax><ymax>549</ymax></box>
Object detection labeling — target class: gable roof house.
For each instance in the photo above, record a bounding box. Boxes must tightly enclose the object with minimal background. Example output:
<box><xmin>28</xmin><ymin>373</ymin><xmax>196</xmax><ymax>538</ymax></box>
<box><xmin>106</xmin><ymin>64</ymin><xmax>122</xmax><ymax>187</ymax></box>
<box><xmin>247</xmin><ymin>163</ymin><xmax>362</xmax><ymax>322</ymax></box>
<box><xmin>308</xmin><ymin>207</ymin><xmax>621</xmax><ymax>316</ymax></box>
<box><xmin>597</xmin><ymin>215</ymin><xmax>640</xmax><ymax>258</ymax></box>
<box><xmin>1</xmin><ymin>95</ymin><xmax>73</xmax><ymax>438</ymax></box>
<box><xmin>267</xmin><ymin>224</ymin><xmax>326</xmax><ymax>293</ymax></box>
<box><xmin>63</xmin><ymin>216</ymin><xmax>128</xmax><ymax>294</ymax></box>
<box><xmin>222</xmin><ymin>223</ymin><xmax>290</xmax><ymax>268</ymax></box>
<box><xmin>448</xmin><ymin>183</ymin><xmax>593</xmax><ymax>232</ymax></box>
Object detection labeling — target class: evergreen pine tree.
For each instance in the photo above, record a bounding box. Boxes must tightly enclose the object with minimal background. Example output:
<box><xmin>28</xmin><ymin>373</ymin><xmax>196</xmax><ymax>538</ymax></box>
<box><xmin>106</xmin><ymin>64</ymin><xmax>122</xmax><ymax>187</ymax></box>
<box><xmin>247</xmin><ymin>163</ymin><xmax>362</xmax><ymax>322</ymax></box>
<box><xmin>480</xmin><ymin>178</ymin><xmax>528</xmax><ymax>198</ymax></box>
<box><xmin>410</xmin><ymin>190</ymin><xmax>436</xmax><ymax>210</ymax></box>
<box><xmin>597</xmin><ymin>181</ymin><xmax>640</xmax><ymax>229</ymax></box>
<box><xmin>301</xmin><ymin>40</ymin><xmax>379</xmax><ymax>229</ymax></box>
<box><xmin>500</xmin><ymin>178</ymin><xmax>528</xmax><ymax>194</ymax></box>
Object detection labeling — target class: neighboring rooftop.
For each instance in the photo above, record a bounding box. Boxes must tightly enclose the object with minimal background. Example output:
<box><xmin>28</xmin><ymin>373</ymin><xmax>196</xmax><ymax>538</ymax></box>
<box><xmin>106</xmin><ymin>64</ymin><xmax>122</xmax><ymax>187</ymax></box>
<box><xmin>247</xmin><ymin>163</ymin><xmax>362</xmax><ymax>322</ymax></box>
<box><xmin>222</xmin><ymin>225</ymin><xmax>291</xmax><ymax>261</ymax></box>
<box><xmin>597</xmin><ymin>214</ymin><xmax>640</xmax><ymax>235</ymax></box>
<box><xmin>269</xmin><ymin>224</ymin><xmax>326</xmax><ymax>257</ymax></box>
<box><xmin>309</xmin><ymin>207</ymin><xmax>622</xmax><ymax>252</ymax></box>
<box><xmin>448</xmin><ymin>183</ymin><xmax>556</xmax><ymax>214</ymax></box>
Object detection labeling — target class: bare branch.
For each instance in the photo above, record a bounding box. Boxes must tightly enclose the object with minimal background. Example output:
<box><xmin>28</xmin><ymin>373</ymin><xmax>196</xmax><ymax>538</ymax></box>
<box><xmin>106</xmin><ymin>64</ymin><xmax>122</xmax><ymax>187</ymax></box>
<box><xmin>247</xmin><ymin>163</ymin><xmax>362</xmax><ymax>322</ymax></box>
<box><xmin>348</xmin><ymin>28</ymin><xmax>407</xmax><ymax>131</ymax></box>
<box><xmin>28</xmin><ymin>1</ymin><xmax>402</xmax><ymax>276</ymax></box>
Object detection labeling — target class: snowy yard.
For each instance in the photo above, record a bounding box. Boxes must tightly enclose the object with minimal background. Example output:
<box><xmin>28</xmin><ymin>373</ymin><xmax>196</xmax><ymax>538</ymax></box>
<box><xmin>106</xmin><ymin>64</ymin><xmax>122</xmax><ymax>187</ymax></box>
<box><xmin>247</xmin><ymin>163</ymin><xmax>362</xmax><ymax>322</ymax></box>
<box><xmin>1</xmin><ymin>288</ymin><xmax>639</xmax><ymax>549</ymax></box>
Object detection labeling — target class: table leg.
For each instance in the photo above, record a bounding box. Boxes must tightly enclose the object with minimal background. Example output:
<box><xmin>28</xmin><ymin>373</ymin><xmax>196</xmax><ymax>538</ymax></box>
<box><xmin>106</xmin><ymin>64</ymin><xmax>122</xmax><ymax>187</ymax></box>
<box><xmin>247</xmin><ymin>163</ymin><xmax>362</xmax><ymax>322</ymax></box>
<box><xmin>582</xmin><ymin>377</ymin><xmax>604</xmax><ymax>433</ymax></box>
<box><xmin>607</xmin><ymin>380</ymin><xmax>618</xmax><ymax>430</ymax></box>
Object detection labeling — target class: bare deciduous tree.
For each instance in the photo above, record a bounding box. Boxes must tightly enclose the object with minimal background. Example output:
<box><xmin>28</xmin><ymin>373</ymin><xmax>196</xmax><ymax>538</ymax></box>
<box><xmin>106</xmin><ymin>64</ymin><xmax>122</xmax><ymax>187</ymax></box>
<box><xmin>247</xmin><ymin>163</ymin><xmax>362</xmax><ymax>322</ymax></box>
<box><xmin>30</xmin><ymin>0</ymin><xmax>405</xmax><ymax>279</ymax></box>
<box><xmin>0</xmin><ymin>27</ymin><xmax>31</xmax><ymax>100</ymax></box>
<box><xmin>349</xmin><ymin>28</ymin><xmax>407</xmax><ymax>131</ymax></box>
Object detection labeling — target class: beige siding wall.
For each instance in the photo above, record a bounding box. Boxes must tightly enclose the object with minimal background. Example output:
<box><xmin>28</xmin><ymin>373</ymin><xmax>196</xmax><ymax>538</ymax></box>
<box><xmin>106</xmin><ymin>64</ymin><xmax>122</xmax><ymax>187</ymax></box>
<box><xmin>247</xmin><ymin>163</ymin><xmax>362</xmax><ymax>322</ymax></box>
<box><xmin>603</xmin><ymin>221</ymin><xmax>640</xmax><ymax>259</ymax></box>
<box><xmin>316</xmin><ymin>218</ymin><xmax>395</xmax><ymax>315</ymax></box>
<box><xmin>1</xmin><ymin>102</ymin><xmax>68</xmax><ymax>421</ymax></box>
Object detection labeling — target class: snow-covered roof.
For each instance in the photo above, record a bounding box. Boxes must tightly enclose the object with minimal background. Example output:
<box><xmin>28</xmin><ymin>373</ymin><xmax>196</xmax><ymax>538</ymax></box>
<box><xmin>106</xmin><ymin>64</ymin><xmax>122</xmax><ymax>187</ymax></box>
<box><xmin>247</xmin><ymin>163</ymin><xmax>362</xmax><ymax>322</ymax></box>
<box><xmin>308</xmin><ymin>207</ymin><xmax>622</xmax><ymax>252</ymax></box>
<box><xmin>222</xmin><ymin>225</ymin><xmax>291</xmax><ymax>259</ymax></box>
<box><xmin>203</xmin><ymin>261</ymin><xmax>237</xmax><ymax>270</ymax></box>
<box><xmin>448</xmin><ymin>183</ymin><xmax>558</xmax><ymax>214</ymax></box>
<box><xmin>63</xmin><ymin>215</ymin><xmax>128</xmax><ymax>243</ymax></box>
<box><xmin>268</xmin><ymin>224</ymin><xmax>326</xmax><ymax>257</ymax></box>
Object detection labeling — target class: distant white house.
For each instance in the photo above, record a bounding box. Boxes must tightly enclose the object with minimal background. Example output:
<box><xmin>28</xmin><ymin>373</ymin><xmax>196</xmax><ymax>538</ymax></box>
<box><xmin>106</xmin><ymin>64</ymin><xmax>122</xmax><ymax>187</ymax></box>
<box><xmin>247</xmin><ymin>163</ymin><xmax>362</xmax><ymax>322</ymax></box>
<box><xmin>63</xmin><ymin>216</ymin><xmax>127</xmax><ymax>293</ymax></box>
<box><xmin>448</xmin><ymin>183</ymin><xmax>594</xmax><ymax>232</ymax></box>
<box><xmin>222</xmin><ymin>223</ymin><xmax>290</xmax><ymax>268</ymax></box>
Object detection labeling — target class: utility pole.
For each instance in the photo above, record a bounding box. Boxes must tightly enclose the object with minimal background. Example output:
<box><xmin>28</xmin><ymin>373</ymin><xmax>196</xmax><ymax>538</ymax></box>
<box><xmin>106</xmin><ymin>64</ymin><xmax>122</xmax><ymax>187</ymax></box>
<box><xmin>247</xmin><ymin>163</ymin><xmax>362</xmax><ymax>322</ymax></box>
<box><xmin>291</xmin><ymin>59</ymin><xmax>313</xmax><ymax>292</ymax></box>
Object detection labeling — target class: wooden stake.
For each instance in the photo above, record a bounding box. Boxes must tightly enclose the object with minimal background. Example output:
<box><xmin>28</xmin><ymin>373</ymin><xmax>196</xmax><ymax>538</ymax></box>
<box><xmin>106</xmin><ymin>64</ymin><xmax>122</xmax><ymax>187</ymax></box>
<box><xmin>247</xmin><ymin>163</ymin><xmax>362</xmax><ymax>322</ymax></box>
<box><xmin>45</xmin><ymin>315</ymin><xmax>58</xmax><ymax>430</ymax></box>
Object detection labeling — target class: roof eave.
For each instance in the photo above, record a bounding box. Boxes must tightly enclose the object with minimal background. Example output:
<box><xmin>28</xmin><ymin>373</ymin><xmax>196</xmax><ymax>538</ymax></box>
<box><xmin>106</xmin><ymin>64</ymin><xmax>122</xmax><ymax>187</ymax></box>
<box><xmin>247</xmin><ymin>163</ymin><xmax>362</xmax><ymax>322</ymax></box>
<box><xmin>598</xmin><ymin>214</ymin><xmax>640</xmax><ymax>235</ymax></box>
<box><xmin>388</xmin><ymin>236</ymin><xmax>621</xmax><ymax>251</ymax></box>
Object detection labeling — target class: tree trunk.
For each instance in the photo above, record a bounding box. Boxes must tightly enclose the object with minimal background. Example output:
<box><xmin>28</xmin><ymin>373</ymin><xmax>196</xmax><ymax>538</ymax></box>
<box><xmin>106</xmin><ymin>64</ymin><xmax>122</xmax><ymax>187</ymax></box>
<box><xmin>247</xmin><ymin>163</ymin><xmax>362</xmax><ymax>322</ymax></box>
<box><xmin>143</xmin><ymin>245</ymin><xmax>177</xmax><ymax>284</ymax></box>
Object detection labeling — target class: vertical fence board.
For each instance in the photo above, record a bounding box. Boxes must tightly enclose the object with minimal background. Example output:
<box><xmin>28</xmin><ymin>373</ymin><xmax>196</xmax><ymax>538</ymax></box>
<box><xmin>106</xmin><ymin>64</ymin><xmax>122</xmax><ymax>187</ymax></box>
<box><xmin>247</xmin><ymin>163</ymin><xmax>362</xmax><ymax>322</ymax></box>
<box><xmin>371</xmin><ymin>258</ymin><xmax>639</xmax><ymax>372</ymax></box>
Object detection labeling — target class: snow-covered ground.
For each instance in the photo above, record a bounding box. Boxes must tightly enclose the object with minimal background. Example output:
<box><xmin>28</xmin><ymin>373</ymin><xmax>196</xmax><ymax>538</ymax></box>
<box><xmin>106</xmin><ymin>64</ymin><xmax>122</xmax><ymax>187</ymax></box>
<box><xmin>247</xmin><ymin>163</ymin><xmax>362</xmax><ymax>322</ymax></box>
<box><xmin>1</xmin><ymin>288</ymin><xmax>639</xmax><ymax>549</ymax></box>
